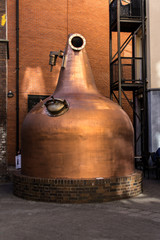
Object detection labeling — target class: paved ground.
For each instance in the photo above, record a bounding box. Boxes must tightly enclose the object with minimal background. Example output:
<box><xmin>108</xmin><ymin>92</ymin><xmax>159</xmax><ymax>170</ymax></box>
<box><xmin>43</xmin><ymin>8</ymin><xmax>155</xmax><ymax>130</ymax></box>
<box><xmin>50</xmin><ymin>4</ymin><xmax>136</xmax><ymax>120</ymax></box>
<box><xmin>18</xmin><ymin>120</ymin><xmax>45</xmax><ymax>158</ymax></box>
<box><xmin>0</xmin><ymin>176</ymin><xmax>160</xmax><ymax>240</ymax></box>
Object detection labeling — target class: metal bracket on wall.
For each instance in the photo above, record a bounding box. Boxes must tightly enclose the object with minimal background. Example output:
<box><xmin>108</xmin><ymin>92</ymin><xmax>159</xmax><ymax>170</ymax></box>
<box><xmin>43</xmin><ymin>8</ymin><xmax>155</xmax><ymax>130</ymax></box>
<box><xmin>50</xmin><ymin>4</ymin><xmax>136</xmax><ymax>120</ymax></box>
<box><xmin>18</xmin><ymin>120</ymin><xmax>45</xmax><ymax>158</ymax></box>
<box><xmin>0</xmin><ymin>39</ymin><xmax>9</xmax><ymax>59</ymax></box>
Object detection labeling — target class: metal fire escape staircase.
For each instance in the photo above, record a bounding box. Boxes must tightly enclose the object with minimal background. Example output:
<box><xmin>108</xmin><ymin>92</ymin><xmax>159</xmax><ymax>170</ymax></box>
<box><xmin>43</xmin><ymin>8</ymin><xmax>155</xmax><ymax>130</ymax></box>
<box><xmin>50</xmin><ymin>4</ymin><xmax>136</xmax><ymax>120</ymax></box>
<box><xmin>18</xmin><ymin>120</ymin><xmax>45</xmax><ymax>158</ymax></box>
<box><xmin>109</xmin><ymin>0</ymin><xmax>148</xmax><ymax>159</ymax></box>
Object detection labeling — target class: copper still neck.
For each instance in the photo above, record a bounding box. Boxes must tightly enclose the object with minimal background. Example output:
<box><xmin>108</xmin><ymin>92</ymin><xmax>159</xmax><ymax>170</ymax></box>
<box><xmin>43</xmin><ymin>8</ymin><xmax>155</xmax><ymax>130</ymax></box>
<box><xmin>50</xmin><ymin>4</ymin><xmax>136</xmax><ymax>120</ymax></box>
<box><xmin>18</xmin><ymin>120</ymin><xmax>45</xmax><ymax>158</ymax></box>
<box><xmin>54</xmin><ymin>33</ymin><xmax>99</xmax><ymax>97</ymax></box>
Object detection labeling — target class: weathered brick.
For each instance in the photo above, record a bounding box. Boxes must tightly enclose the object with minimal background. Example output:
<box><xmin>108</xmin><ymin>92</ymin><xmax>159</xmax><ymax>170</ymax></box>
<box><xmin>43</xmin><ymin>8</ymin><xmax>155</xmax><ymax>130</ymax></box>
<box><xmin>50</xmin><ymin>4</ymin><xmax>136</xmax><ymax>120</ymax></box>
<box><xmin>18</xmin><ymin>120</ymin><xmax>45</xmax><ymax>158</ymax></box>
<box><xmin>13</xmin><ymin>170</ymin><xmax>143</xmax><ymax>203</ymax></box>
<box><xmin>0</xmin><ymin>0</ymin><xmax>7</xmax><ymax>182</ymax></box>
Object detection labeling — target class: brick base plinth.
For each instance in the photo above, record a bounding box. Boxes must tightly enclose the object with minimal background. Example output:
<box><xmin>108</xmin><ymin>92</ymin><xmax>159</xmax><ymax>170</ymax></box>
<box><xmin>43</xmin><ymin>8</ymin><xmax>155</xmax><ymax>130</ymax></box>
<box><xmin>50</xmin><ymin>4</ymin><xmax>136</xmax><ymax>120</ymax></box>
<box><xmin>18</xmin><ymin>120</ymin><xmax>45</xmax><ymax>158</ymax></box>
<box><xmin>13</xmin><ymin>171</ymin><xmax>143</xmax><ymax>203</ymax></box>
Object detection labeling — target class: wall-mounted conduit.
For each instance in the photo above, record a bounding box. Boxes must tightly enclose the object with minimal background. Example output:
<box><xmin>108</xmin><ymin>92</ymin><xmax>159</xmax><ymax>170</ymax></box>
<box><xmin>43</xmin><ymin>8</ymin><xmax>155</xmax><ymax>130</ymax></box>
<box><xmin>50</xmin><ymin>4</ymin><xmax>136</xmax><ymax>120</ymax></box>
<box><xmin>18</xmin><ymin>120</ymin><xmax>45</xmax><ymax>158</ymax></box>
<box><xmin>16</xmin><ymin>0</ymin><xmax>19</xmax><ymax>154</ymax></box>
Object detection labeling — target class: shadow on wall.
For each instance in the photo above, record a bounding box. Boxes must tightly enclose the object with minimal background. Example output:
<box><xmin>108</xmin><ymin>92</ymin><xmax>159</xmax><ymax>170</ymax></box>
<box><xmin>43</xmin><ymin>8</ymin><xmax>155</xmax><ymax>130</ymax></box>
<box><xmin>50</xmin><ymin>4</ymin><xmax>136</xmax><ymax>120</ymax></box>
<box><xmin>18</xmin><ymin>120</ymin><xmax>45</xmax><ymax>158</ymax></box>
<box><xmin>148</xmin><ymin>59</ymin><xmax>160</xmax><ymax>152</ymax></box>
<box><xmin>18</xmin><ymin>63</ymin><xmax>61</xmax><ymax>152</ymax></box>
<box><xmin>20</xmin><ymin>63</ymin><xmax>61</xmax><ymax>112</ymax></box>
<box><xmin>155</xmin><ymin>61</ymin><xmax>160</xmax><ymax>80</ymax></box>
<box><xmin>22</xmin><ymin>67</ymin><xmax>47</xmax><ymax>93</ymax></box>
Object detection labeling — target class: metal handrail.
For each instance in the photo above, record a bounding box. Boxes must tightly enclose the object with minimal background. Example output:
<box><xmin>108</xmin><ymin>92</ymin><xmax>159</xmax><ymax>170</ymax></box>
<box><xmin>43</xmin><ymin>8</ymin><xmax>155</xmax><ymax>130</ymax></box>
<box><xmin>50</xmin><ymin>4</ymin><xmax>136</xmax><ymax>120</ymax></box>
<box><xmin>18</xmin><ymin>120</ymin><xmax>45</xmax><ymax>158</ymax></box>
<box><xmin>112</xmin><ymin>24</ymin><xmax>142</xmax><ymax>61</ymax></box>
<box><xmin>111</xmin><ymin>56</ymin><xmax>143</xmax><ymax>65</ymax></box>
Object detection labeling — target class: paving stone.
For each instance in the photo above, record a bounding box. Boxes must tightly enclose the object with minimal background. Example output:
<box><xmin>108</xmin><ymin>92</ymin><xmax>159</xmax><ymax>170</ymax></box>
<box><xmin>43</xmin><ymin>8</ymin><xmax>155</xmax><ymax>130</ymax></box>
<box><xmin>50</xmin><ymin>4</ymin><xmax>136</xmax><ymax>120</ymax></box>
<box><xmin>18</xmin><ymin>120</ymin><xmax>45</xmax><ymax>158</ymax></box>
<box><xmin>0</xmin><ymin>178</ymin><xmax>160</xmax><ymax>240</ymax></box>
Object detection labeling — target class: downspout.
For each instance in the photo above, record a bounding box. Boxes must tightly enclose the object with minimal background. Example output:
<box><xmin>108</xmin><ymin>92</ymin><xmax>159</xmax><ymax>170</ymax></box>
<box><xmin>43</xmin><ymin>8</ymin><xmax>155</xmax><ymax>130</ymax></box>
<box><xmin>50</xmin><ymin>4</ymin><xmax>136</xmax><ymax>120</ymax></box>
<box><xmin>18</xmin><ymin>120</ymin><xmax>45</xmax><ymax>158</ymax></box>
<box><xmin>16</xmin><ymin>0</ymin><xmax>19</xmax><ymax>154</ymax></box>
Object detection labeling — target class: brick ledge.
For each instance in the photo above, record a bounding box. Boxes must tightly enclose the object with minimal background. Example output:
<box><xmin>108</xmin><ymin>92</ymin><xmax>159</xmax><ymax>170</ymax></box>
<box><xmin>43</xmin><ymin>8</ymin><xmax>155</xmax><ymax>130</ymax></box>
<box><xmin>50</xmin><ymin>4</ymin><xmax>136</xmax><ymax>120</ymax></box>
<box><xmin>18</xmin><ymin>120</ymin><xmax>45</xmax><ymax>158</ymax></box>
<box><xmin>13</xmin><ymin>171</ymin><xmax>143</xmax><ymax>203</ymax></box>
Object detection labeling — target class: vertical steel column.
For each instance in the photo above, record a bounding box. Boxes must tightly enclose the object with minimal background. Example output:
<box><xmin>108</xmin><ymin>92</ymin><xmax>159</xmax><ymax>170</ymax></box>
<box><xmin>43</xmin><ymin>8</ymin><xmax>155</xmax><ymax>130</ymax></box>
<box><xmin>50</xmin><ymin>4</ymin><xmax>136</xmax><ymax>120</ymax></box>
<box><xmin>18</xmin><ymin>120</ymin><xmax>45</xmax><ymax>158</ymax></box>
<box><xmin>132</xmin><ymin>35</ymin><xmax>136</xmax><ymax>155</ymax></box>
<box><xmin>142</xmin><ymin>0</ymin><xmax>148</xmax><ymax>155</ymax></box>
<box><xmin>109</xmin><ymin>0</ymin><xmax>113</xmax><ymax>100</ymax></box>
<box><xmin>117</xmin><ymin>0</ymin><xmax>122</xmax><ymax>106</ymax></box>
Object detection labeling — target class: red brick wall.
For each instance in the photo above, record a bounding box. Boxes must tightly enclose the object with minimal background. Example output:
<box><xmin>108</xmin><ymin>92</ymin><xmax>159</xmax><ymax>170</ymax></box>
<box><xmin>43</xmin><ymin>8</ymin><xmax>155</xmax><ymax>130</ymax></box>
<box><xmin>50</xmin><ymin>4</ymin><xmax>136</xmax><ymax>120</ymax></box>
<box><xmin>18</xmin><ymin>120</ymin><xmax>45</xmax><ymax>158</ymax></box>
<box><xmin>0</xmin><ymin>0</ymin><xmax>7</xmax><ymax>180</ymax></box>
<box><xmin>7</xmin><ymin>0</ymin><xmax>16</xmax><ymax>166</ymax></box>
<box><xmin>7</xmin><ymin>0</ymin><xmax>132</xmax><ymax>165</ymax></box>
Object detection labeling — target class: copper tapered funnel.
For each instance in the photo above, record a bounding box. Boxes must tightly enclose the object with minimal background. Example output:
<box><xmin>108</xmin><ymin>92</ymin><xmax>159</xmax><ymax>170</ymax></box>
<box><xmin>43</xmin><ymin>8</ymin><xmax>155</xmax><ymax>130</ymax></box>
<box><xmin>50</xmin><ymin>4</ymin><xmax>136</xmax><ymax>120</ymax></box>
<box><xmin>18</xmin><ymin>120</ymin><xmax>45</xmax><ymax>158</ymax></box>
<box><xmin>21</xmin><ymin>33</ymin><xmax>134</xmax><ymax>179</ymax></box>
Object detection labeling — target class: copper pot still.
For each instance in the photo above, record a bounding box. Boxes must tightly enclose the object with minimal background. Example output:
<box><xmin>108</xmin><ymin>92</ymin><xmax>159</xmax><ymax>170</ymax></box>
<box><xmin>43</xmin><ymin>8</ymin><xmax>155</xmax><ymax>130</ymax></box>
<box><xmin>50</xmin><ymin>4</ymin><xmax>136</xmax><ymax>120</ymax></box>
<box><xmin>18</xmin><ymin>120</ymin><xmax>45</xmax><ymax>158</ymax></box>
<box><xmin>21</xmin><ymin>33</ymin><xmax>134</xmax><ymax>179</ymax></box>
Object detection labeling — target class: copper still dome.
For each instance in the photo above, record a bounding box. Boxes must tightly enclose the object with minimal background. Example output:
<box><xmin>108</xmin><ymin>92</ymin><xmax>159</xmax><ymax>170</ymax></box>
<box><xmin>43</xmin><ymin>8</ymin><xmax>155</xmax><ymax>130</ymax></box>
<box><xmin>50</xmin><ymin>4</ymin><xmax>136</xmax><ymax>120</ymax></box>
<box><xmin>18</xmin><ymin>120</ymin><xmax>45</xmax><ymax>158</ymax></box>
<box><xmin>21</xmin><ymin>33</ymin><xmax>134</xmax><ymax>179</ymax></box>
